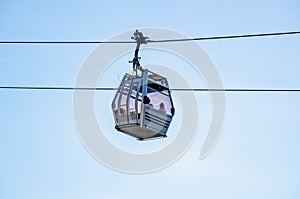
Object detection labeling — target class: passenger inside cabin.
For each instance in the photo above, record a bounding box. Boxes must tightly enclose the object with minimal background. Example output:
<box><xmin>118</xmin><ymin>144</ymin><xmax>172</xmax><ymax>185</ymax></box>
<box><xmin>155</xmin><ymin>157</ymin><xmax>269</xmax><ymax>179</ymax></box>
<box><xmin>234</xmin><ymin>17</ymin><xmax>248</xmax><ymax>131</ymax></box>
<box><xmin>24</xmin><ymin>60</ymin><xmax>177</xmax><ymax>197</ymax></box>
<box><xmin>159</xmin><ymin>103</ymin><xmax>166</xmax><ymax>114</ymax></box>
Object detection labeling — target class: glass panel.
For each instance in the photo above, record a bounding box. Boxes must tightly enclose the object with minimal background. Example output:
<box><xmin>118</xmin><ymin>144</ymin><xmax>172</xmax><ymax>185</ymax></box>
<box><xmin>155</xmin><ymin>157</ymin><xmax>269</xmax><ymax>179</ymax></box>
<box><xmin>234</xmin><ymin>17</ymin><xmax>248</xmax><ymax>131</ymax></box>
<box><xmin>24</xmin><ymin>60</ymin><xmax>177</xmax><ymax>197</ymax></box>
<box><xmin>118</xmin><ymin>84</ymin><xmax>129</xmax><ymax>125</ymax></box>
<box><xmin>112</xmin><ymin>92</ymin><xmax>120</xmax><ymax>124</ymax></box>
<box><xmin>137</xmin><ymin>93</ymin><xmax>142</xmax><ymax>120</ymax></box>
<box><xmin>147</xmin><ymin>85</ymin><xmax>172</xmax><ymax>116</ymax></box>
<box><xmin>128</xmin><ymin>82</ymin><xmax>139</xmax><ymax>123</ymax></box>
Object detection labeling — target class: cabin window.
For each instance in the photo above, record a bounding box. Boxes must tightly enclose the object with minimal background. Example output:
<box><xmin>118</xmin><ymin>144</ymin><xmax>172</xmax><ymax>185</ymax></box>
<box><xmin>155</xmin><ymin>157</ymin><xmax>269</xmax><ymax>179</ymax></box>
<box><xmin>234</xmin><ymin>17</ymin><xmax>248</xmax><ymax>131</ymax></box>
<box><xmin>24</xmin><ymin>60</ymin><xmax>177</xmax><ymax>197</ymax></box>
<box><xmin>146</xmin><ymin>84</ymin><xmax>172</xmax><ymax>116</ymax></box>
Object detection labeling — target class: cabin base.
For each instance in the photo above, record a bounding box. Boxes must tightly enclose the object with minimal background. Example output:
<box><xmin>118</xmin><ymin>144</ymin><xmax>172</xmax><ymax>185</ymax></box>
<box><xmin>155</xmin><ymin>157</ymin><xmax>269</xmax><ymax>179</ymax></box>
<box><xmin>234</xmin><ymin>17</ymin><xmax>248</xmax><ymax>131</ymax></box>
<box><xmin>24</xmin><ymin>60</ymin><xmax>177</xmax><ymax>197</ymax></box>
<box><xmin>115</xmin><ymin>124</ymin><xmax>167</xmax><ymax>140</ymax></box>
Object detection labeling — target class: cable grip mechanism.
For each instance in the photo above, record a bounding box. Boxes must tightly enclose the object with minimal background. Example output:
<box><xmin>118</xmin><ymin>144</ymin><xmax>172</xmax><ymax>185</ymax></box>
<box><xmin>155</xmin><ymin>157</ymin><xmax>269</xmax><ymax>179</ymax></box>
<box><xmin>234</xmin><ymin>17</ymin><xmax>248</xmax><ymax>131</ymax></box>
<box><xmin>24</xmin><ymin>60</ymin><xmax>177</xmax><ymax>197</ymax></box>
<box><xmin>129</xmin><ymin>30</ymin><xmax>149</xmax><ymax>71</ymax></box>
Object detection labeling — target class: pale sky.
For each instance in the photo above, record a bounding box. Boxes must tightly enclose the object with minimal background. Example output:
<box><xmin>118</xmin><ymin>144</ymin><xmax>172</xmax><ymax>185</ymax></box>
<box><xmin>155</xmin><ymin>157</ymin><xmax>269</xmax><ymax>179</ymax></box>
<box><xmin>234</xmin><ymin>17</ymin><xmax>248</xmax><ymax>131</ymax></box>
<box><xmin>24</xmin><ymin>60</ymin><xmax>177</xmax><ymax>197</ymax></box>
<box><xmin>1</xmin><ymin>0</ymin><xmax>300</xmax><ymax>198</ymax></box>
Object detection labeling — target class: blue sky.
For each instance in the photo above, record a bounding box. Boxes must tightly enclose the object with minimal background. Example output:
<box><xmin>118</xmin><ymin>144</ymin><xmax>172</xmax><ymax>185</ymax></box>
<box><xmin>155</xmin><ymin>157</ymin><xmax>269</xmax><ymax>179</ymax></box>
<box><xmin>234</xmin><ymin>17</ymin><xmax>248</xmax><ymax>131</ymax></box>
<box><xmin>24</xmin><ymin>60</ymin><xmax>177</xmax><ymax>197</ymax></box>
<box><xmin>1</xmin><ymin>0</ymin><xmax>300</xmax><ymax>198</ymax></box>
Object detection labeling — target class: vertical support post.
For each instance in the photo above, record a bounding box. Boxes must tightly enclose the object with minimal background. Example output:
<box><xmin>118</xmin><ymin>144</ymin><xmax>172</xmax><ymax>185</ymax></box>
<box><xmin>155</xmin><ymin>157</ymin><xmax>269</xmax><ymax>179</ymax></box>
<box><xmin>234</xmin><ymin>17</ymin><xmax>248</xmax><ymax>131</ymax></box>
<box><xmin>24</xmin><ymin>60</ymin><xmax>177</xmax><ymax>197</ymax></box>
<box><xmin>140</xmin><ymin>69</ymin><xmax>148</xmax><ymax>127</ymax></box>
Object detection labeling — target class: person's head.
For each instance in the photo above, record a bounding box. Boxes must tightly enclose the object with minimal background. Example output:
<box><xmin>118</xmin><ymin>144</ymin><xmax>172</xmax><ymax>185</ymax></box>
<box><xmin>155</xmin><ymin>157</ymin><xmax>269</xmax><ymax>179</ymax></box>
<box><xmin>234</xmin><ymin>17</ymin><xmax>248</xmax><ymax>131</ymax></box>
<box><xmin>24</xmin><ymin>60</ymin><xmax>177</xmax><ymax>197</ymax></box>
<box><xmin>160</xmin><ymin>103</ymin><xmax>165</xmax><ymax>108</ymax></box>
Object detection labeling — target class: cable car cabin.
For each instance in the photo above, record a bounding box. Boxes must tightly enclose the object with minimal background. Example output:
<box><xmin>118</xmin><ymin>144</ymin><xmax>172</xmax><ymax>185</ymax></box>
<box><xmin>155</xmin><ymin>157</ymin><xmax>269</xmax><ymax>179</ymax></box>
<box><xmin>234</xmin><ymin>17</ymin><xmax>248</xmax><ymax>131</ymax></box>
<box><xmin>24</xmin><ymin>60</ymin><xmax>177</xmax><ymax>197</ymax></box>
<box><xmin>112</xmin><ymin>68</ymin><xmax>175</xmax><ymax>140</ymax></box>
